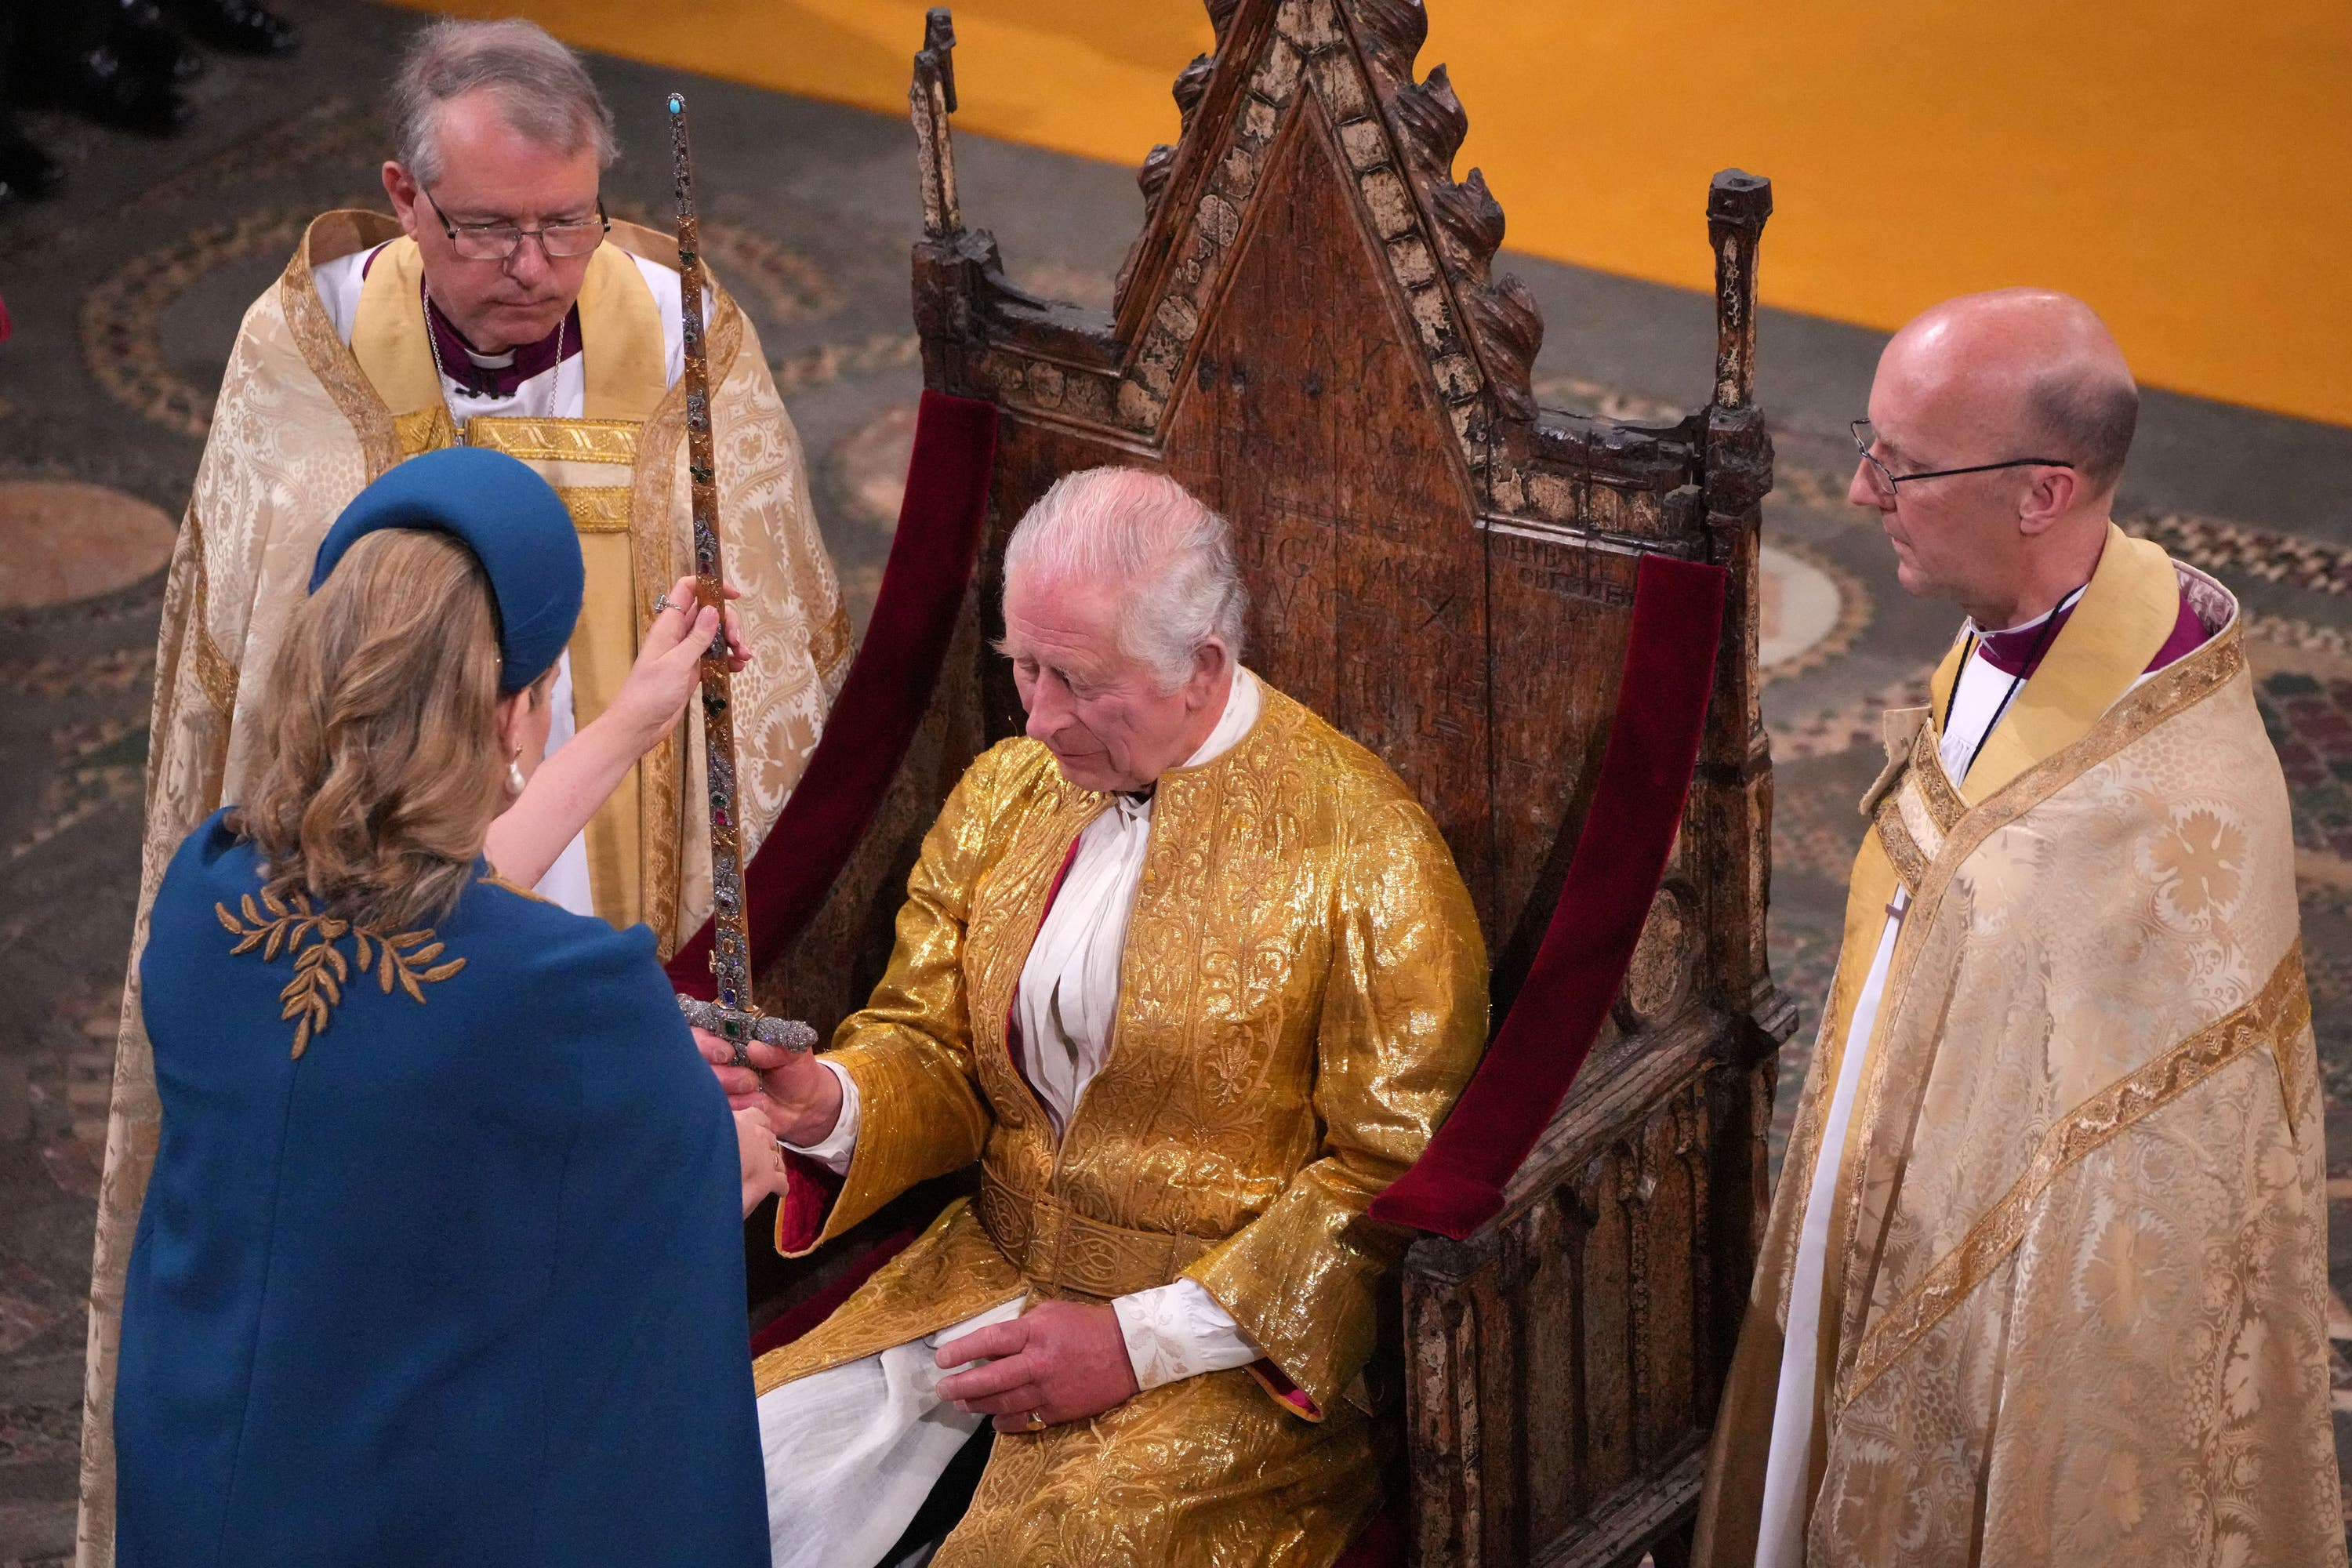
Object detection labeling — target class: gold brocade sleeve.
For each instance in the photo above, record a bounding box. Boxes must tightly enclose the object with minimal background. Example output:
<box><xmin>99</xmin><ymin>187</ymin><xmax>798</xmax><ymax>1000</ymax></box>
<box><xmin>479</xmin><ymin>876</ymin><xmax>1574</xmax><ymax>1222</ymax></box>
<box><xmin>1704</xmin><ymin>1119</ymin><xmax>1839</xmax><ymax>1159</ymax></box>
<box><xmin>1185</xmin><ymin>795</ymin><xmax>1488</xmax><ymax>1415</ymax></box>
<box><xmin>785</xmin><ymin>744</ymin><xmax>1023</xmax><ymax>1253</ymax></box>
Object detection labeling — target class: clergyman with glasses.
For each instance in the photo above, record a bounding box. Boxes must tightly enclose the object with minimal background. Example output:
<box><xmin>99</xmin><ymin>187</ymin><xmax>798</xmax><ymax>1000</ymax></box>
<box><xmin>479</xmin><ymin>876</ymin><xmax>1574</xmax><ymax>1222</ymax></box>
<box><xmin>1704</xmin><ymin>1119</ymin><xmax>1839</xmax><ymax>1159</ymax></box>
<box><xmin>1693</xmin><ymin>289</ymin><xmax>2341</xmax><ymax>1567</ymax></box>
<box><xmin>78</xmin><ymin>17</ymin><xmax>848</xmax><ymax>1560</ymax></box>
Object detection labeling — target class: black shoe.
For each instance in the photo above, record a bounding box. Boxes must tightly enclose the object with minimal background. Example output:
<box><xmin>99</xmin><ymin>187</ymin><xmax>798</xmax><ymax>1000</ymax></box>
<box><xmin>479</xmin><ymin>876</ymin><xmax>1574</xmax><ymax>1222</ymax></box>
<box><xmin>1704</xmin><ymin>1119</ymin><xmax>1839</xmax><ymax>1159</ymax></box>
<box><xmin>156</xmin><ymin>0</ymin><xmax>297</xmax><ymax>56</ymax></box>
<box><xmin>0</xmin><ymin>122</ymin><xmax>64</xmax><ymax>202</ymax></box>
<box><xmin>38</xmin><ymin>42</ymin><xmax>194</xmax><ymax>134</ymax></box>
<box><xmin>114</xmin><ymin>0</ymin><xmax>207</xmax><ymax>82</ymax></box>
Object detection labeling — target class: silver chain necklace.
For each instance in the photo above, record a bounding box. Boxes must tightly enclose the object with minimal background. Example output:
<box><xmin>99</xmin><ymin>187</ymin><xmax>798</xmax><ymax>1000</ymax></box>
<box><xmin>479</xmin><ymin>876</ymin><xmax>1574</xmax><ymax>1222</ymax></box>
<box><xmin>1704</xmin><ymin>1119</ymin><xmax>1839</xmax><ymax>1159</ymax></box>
<box><xmin>423</xmin><ymin>284</ymin><xmax>564</xmax><ymax>418</ymax></box>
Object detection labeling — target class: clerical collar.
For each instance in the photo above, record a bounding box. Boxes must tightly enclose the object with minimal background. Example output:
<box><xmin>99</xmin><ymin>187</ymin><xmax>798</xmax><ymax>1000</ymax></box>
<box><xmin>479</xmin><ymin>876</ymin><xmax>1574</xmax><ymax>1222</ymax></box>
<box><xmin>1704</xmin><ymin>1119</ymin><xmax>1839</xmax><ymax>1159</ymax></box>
<box><xmin>423</xmin><ymin>286</ymin><xmax>582</xmax><ymax>400</ymax></box>
<box><xmin>1969</xmin><ymin>584</ymin><xmax>2088</xmax><ymax>679</ymax></box>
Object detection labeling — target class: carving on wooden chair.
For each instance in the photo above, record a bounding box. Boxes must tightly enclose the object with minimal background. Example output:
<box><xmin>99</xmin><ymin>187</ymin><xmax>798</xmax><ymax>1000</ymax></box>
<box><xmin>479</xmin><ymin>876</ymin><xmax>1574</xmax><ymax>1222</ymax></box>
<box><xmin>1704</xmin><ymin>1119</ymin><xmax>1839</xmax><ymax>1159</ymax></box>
<box><xmin>1618</xmin><ymin>886</ymin><xmax>1697</xmax><ymax>1028</ymax></box>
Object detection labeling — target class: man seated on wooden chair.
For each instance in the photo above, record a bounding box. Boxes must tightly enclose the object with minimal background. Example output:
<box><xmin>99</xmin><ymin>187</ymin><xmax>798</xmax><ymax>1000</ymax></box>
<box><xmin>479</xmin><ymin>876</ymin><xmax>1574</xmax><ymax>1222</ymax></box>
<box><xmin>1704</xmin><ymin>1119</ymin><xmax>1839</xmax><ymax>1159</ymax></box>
<box><xmin>703</xmin><ymin>467</ymin><xmax>1488</xmax><ymax>1567</ymax></box>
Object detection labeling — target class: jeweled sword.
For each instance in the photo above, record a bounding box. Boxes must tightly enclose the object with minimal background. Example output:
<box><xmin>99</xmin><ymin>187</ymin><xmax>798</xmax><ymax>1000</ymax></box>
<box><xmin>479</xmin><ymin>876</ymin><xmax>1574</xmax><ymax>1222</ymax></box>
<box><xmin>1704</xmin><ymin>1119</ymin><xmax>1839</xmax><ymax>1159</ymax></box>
<box><xmin>667</xmin><ymin>92</ymin><xmax>815</xmax><ymax>1066</ymax></box>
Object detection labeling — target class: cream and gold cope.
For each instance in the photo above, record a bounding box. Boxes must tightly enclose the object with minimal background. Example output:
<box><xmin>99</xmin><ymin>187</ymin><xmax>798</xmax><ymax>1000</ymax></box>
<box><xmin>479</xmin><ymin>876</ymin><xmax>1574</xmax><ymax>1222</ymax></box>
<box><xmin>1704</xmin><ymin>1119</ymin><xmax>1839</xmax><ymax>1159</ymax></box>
<box><xmin>1696</xmin><ymin>532</ymin><xmax>2344</xmax><ymax>1567</ymax></box>
<box><xmin>79</xmin><ymin>211</ymin><xmax>845</xmax><ymax>1566</ymax></box>
<box><xmin>755</xmin><ymin>683</ymin><xmax>1490</xmax><ymax>1566</ymax></box>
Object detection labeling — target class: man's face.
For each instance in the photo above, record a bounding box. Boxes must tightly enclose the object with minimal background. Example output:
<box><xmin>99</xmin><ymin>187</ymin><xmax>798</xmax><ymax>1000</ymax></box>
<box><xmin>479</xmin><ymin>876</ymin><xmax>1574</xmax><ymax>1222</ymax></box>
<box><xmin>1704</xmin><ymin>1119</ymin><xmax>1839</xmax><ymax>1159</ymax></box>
<box><xmin>1849</xmin><ymin>351</ymin><xmax>2029</xmax><ymax>611</ymax></box>
<box><xmin>382</xmin><ymin>91</ymin><xmax>601</xmax><ymax>354</ymax></box>
<box><xmin>1000</xmin><ymin>569</ymin><xmax>1214</xmax><ymax>794</ymax></box>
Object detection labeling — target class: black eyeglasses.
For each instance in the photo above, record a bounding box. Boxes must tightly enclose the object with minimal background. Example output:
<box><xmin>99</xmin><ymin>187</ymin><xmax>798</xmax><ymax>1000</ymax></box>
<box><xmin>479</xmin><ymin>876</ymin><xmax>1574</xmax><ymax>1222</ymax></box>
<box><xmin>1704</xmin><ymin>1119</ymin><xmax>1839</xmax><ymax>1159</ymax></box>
<box><xmin>1851</xmin><ymin>419</ymin><xmax>2073</xmax><ymax>505</ymax></box>
<box><xmin>423</xmin><ymin>189</ymin><xmax>608</xmax><ymax>261</ymax></box>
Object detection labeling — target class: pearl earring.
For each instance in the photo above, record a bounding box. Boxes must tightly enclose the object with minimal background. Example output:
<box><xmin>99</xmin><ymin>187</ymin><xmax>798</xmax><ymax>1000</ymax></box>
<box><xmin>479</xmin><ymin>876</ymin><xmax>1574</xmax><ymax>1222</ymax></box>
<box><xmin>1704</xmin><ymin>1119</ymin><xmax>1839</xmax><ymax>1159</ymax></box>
<box><xmin>507</xmin><ymin>751</ymin><xmax>527</xmax><ymax>797</ymax></box>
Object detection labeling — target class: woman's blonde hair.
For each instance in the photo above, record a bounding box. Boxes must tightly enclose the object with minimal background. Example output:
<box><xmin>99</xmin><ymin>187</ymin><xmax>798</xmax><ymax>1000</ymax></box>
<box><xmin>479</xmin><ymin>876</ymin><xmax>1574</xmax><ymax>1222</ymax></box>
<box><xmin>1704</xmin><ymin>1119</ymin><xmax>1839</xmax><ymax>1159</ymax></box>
<box><xmin>232</xmin><ymin>528</ymin><xmax>546</xmax><ymax>931</ymax></box>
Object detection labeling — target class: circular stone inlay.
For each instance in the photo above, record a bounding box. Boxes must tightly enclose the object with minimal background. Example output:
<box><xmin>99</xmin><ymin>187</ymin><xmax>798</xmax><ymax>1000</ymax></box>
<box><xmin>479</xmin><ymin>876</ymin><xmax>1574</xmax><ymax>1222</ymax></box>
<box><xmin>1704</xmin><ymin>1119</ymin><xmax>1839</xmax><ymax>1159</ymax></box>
<box><xmin>0</xmin><ymin>481</ymin><xmax>178</xmax><ymax>608</ymax></box>
<box><xmin>1759</xmin><ymin>543</ymin><xmax>1847</xmax><ymax>672</ymax></box>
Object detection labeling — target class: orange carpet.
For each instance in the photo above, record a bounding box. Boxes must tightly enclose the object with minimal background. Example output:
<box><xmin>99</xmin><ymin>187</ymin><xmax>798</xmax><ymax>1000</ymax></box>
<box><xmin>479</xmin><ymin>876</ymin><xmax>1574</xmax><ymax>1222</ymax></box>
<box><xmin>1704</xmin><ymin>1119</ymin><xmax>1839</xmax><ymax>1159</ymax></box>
<box><xmin>392</xmin><ymin>1</ymin><xmax>2352</xmax><ymax>427</ymax></box>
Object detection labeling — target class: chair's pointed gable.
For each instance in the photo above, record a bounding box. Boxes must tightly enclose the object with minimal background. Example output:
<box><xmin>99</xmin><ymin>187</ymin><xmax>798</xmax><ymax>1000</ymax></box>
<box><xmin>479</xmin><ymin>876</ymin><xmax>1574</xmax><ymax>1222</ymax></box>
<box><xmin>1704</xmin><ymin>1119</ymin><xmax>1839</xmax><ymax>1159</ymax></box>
<box><xmin>1112</xmin><ymin>0</ymin><xmax>1539</xmax><ymax>470</ymax></box>
<box><xmin>909</xmin><ymin>0</ymin><xmax>1773</xmax><ymax>985</ymax></box>
<box><xmin>1162</xmin><ymin>82</ymin><xmax>1495</xmax><ymax>906</ymax></box>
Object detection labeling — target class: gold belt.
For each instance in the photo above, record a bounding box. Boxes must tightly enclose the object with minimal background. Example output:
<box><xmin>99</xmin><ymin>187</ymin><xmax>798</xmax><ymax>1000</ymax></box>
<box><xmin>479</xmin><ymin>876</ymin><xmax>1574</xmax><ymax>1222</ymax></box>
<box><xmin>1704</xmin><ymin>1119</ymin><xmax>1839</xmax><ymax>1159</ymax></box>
<box><xmin>976</xmin><ymin>1168</ymin><xmax>1212</xmax><ymax>1301</ymax></box>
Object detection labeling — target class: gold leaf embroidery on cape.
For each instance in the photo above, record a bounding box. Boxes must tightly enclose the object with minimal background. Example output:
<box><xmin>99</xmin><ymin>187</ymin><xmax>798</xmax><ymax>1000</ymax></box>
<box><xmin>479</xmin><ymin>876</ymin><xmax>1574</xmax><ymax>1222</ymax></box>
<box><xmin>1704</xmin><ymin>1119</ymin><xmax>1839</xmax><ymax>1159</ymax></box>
<box><xmin>214</xmin><ymin>889</ymin><xmax>466</xmax><ymax>1058</ymax></box>
<box><xmin>481</xmin><ymin>872</ymin><xmax>552</xmax><ymax>904</ymax></box>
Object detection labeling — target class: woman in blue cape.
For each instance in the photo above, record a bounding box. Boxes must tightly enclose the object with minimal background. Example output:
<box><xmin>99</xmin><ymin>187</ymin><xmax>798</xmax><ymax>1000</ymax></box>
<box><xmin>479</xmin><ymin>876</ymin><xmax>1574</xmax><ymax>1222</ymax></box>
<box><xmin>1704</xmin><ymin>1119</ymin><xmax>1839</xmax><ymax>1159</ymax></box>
<box><xmin>115</xmin><ymin>448</ymin><xmax>782</xmax><ymax>1567</ymax></box>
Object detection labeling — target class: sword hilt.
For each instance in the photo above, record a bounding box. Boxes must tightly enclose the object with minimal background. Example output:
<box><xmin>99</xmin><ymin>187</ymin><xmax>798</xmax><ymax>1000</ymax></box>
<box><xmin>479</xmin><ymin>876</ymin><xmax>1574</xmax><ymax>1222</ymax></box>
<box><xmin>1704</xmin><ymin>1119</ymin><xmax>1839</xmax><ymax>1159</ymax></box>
<box><xmin>677</xmin><ymin>995</ymin><xmax>818</xmax><ymax>1066</ymax></box>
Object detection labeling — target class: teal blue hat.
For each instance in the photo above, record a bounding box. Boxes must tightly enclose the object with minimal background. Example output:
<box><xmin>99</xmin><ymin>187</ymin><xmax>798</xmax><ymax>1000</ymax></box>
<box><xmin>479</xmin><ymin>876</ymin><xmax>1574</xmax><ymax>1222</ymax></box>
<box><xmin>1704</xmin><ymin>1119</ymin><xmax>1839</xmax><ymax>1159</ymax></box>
<box><xmin>310</xmin><ymin>448</ymin><xmax>584</xmax><ymax>694</ymax></box>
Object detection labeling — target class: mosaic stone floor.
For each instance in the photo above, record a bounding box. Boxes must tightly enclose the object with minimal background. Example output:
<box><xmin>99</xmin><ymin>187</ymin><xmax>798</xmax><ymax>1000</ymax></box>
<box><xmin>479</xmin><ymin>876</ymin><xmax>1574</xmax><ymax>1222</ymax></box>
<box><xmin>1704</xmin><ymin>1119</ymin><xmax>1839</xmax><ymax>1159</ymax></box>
<box><xmin>4</xmin><ymin>2</ymin><xmax>2352</xmax><ymax>1560</ymax></box>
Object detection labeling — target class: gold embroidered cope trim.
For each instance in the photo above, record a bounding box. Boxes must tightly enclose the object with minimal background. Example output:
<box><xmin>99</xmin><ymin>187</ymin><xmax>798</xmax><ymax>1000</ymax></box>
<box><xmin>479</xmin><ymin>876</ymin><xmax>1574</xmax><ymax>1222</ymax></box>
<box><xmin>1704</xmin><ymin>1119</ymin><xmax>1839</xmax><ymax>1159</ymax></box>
<box><xmin>811</xmin><ymin>599</ymin><xmax>854</xmax><ymax>688</ymax></box>
<box><xmin>184</xmin><ymin>506</ymin><xmax>239</xmax><ymax>720</ymax></box>
<box><xmin>394</xmin><ymin>405</ymin><xmax>459</xmax><ymax>458</ymax></box>
<box><xmin>280</xmin><ymin>221</ymin><xmax>402</xmax><ymax>481</ymax></box>
<box><xmin>977</xmin><ymin>1167</ymin><xmax>1214</xmax><ymax>1302</ymax></box>
<box><xmin>557</xmin><ymin>486</ymin><xmax>635</xmax><ymax>534</ymax></box>
<box><xmin>465</xmin><ymin>416</ymin><xmax>642</xmax><ymax>465</ymax></box>
<box><xmin>215</xmin><ymin>889</ymin><xmax>466</xmax><ymax>1058</ymax></box>
<box><xmin>1841</xmin><ymin>938</ymin><xmax>2309</xmax><ymax>1404</ymax></box>
<box><xmin>1909</xmin><ymin>718</ymin><xmax>1967</xmax><ymax>833</ymax></box>
<box><xmin>1872</xmin><ymin>792</ymin><xmax>1927</xmax><ymax>895</ymax></box>
<box><xmin>391</xmin><ymin>411</ymin><xmax>649</xmax><ymax>466</ymax></box>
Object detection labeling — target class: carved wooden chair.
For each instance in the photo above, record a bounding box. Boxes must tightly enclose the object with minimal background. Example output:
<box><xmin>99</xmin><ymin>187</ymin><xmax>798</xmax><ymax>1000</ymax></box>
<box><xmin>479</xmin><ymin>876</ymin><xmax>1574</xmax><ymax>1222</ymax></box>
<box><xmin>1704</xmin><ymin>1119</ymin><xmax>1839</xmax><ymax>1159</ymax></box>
<box><xmin>677</xmin><ymin>2</ymin><xmax>1787</xmax><ymax>1561</ymax></box>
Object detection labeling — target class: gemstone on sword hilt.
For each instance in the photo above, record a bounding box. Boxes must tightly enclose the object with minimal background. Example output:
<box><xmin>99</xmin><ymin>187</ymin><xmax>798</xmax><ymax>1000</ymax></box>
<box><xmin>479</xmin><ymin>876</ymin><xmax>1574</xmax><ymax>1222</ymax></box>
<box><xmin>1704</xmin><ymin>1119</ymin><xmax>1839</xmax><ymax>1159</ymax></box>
<box><xmin>677</xmin><ymin>995</ymin><xmax>818</xmax><ymax>1063</ymax></box>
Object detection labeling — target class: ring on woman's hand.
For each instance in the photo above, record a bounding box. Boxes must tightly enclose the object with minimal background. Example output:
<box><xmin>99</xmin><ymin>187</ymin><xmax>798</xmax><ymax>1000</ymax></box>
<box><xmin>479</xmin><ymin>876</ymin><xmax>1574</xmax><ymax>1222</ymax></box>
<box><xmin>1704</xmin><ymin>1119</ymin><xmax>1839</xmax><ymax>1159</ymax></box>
<box><xmin>652</xmin><ymin>592</ymin><xmax>677</xmax><ymax>616</ymax></box>
<box><xmin>1023</xmin><ymin>1410</ymin><xmax>1047</xmax><ymax>1432</ymax></box>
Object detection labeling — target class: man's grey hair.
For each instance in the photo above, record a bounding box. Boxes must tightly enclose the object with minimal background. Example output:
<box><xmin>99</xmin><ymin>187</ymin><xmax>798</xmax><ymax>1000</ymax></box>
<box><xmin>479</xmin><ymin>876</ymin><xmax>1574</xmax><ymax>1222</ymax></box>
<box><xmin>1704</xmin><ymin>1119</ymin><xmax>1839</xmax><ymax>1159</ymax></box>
<box><xmin>390</xmin><ymin>19</ymin><xmax>619</xmax><ymax>188</ymax></box>
<box><xmin>2024</xmin><ymin>365</ymin><xmax>2139</xmax><ymax>493</ymax></box>
<box><xmin>1001</xmin><ymin>468</ymin><xmax>1248</xmax><ymax>689</ymax></box>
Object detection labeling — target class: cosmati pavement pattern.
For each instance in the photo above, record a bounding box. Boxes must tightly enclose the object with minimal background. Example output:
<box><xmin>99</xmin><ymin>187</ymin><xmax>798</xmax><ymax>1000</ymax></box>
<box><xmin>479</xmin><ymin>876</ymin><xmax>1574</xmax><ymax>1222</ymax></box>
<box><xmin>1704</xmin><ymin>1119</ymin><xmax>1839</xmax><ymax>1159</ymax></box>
<box><xmin>3</xmin><ymin>2</ymin><xmax>2351</xmax><ymax>1559</ymax></box>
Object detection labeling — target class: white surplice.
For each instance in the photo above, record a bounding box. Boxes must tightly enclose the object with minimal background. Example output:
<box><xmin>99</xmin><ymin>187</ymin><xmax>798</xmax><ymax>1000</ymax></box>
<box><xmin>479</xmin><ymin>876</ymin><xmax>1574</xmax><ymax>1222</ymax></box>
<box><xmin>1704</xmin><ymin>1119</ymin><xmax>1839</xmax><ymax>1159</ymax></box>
<box><xmin>760</xmin><ymin>670</ymin><xmax>1269</xmax><ymax>1568</ymax></box>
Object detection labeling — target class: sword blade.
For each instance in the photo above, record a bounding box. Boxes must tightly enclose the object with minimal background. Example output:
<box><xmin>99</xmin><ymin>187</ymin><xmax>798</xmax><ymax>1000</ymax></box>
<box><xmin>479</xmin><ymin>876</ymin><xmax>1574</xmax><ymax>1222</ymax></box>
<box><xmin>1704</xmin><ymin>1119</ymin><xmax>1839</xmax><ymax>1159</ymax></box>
<box><xmin>669</xmin><ymin>92</ymin><xmax>767</xmax><ymax>1058</ymax></box>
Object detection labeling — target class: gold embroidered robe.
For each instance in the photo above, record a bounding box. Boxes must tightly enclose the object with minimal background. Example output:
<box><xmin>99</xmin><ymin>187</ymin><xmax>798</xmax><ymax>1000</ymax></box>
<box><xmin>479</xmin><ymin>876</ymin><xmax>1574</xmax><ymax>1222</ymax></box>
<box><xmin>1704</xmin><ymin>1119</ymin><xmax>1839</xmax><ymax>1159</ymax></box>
<box><xmin>1694</xmin><ymin>529</ymin><xmax>2344</xmax><ymax>1567</ymax></box>
<box><xmin>755</xmin><ymin>682</ymin><xmax>1489</xmax><ymax>1566</ymax></box>
<box><xmin>77</xmin><ymin>209</ymin><xmax>847</xmax><ymax>1566</ymax></box>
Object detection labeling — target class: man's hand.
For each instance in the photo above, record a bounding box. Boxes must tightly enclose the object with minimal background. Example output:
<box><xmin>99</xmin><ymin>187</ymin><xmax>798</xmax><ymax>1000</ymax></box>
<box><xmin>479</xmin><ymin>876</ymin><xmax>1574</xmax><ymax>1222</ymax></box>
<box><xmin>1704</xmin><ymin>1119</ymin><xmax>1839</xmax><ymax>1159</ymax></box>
<box><xmin>693</xmin><ymin>1027</ymin><xmax>843</xmax><ymax>1147</ymax></box>
<box><xmin>934</xmin><ymin>1301</ymin><xmax>1139</xmax><ymax>1432</ymax></box>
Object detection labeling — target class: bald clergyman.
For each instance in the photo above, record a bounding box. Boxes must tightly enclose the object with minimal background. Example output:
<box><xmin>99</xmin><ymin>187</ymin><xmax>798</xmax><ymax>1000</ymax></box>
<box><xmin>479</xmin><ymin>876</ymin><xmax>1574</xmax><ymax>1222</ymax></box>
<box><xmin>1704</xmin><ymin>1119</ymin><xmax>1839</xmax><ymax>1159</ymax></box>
<box><xmin>1693</xmin><ymin>289</ymin><xmax>2343</xmax><ymax>1567</ymax></box>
